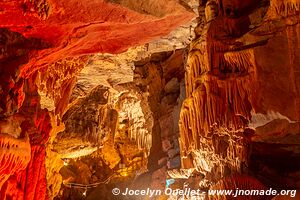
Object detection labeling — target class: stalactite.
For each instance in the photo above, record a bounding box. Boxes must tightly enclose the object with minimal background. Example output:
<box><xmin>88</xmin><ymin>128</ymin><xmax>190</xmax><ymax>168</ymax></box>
<box><xmin>117</xmin><ymin>94</ymin><xmax>152</xmax><ymax>154</ymax></box>
<box><xmin>167</xmin><ymin>168</ymin><xmax>195</xmax><ymax>179</ymax></box>
<box><xmin>45</xmin><ymin>113</ymin><xmax>65</xmax><ymax>200</ymax></box>
<box><xmin>55</xmin><ymin>86</ymin><xmax>114</xmax><ymax>155</ymax></box>
<box><xmin>129</xmin><ymin>122</ymin><xmax>152</xmax><ymax>153</ymax></box>
<box><xmin>186</xmin><ymin>49</ymin><xmax>210</xmax><ymax>97</ymax></box>
<box><xmin>0</xmin><ymin>135</ymin><xmax>31</xmax><ymax>189</ymax></box>
<box><xmin>184</xmin><ymin>130</ymin><xmax>249</xmax><ymax>177</ymax></box>
<box><xmin>268</xmin><ymin>0</ymin><xmax>300</xmax><ymax>17</ymax></box>
<box><xmin>192</xmin><ymin>149</ymin><xmax>215</xmax><ymax>173</ymax></box>
<box><xmin>36</xmin><ymin>56</ymin><xmax>88</xmax><ymax>116</ymax></box>
<box><xmin>178</xmin><ymin>2</ymin><xmax>259</xmax><ymax>180</ymax></box>
<box><xmin>21</xmin><ymin>0</ymin><xmax>51</xmax><ymax>20</ymax></box>
<box><xmin>19</xmin><ymin>146</ymin><xmax>49</xmax><ymax>200</ymax></box>
<box><xmin>181</xmin><ymin>75</ymin><xmax>252</xmax><ymax>140</ymax></box>
<box><xmin>223</xmin><ymin>49</ymin><xmax>255</xmax><ymax>74</ymax></box>
<box><xmin>179</xmin><ymin>104</ymin><xmax>193</xmax><ymax>152</ymax></box>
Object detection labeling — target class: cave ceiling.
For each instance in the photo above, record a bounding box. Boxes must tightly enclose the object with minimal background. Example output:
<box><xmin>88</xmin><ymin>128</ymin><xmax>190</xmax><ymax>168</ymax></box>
<box><xmin>0</xmin><ymin>0</ymin><xmax>300</xmax><ymax>200</ymax></box>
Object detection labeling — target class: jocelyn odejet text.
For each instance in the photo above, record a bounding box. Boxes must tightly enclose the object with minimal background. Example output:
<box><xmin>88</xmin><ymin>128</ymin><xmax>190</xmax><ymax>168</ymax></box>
<box><xmin>112</xmin><ymin>188</ymin><xmax>297</xmax><ymax>198</ymax></box>
<box><xmin>112</xmin><ymin>188</ymin><xmax>205</xmax><ymax>198</ymax></box>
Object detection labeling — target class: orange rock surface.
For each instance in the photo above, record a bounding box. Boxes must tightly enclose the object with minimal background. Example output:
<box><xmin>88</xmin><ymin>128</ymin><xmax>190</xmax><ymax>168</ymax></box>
<box><xmin>0</xmin><ymin>1</ymin><xmax>195</xmax><ymax>199</ymax></box>
<box><xmin>0</xmin><ymin>0</ymin><xmax>194</xmax><ymax>77</ymax></box>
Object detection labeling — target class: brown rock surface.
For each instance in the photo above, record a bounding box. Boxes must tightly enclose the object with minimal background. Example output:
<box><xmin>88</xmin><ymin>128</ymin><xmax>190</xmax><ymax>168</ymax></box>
<box><xmin>1</xmin><ymin>0</ymin><xmax>300</xmax><ymax>199</ymax></box>
<box><xmin>178</xmin><ymin>0</ymin><xmax>300</xmax><ymax>190</ymax></box>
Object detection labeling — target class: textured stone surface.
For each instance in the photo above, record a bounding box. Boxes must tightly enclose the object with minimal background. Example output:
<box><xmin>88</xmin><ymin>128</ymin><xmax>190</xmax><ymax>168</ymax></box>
<box><xmin>178</xmin><ymin>0</ymin><xmax>300</xmax><ymax>190</ymax></box>
<box><xmin>1</xmin><ymin>0</ymin><xmax>195</xmax><ymax>78</ymax></box>
<box><xmin>0</xmin><ymin>29</ymin><xmax>52</xmax><ymax>200</ymax></box>
<box><xmin>0</xmin><ymin>0</ymin><xmax>197</xmax><ymax>198</ymax></box>
<box><xmin>1</xmin><ymin>0</ymin><xmax>300</xmax><ymax>199</ymax></box>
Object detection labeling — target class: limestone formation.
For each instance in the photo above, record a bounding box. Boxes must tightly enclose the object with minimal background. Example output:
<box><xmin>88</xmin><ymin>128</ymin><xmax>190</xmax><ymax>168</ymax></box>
<box><xmin>0</xmin><ymin>0</ymin><xmax>299</xmax><ymax>199</ymax></box>
<box><xmin>179</xmin><ymin>0</ymin><xmax>300</xmax><ymax>188</ymax></box>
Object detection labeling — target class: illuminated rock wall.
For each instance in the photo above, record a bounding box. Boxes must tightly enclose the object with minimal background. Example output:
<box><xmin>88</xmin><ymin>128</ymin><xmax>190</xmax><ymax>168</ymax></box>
<box><xmin>0</xmin><ymin>0</ymin><xmax>194</xmax><ymax>78</ymax></box>
<box><xmin>0</xmin><ymin>0</ymin><xmax>196</xmax><ymax>198</ymax></box>
<box><xmin>179</xmin><ymin>0</ymin><xmax>300</xmax><ymax>187</ymax></box>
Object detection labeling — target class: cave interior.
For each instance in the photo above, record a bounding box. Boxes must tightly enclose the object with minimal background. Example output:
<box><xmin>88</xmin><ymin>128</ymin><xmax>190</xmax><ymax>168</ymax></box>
<box><xmin>0</xmin><ymin>0</ymin><xmax>300</xmax><ymax>199</ymax></box>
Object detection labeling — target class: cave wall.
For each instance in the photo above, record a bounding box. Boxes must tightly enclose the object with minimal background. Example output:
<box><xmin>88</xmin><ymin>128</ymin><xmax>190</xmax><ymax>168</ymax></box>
<box><xmin>46</xmin><ymin>49</ymin><xmax>188</xmax><ymax>199</ymax></box>
<box><xmin>0</xmin><ymin>0</ymin><xmax>194</xmax><ymax>78</ymax></box>
<box><xmin>0</xmin><ymin>0</ymin><xmax>196</xmax><ymax>199</ymax></box>
<box><xmin>179</xmin><ymin>0</ymin><xmax>300</xmax><ymax>190</ymax></box>
<box><xmin>1</xmin><ymin>0</ymin><xmax>299</xmax><ymax>199</ymax></box>
<box><xmin>0</xmin><ymin>30</ymin><xmax>51</xmax><ymax>199</ymax></box>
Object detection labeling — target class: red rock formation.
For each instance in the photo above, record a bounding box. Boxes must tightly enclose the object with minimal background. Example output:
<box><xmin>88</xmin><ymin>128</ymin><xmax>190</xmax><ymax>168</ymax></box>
<box><xmin>0</xmin><ymin>1</ymin><xmax>196</xmax><ymax>198</ymax></box>
<box><xmin>36</xmin><ymin>56</ymin><xmax>89</xmax><ymax>116</ymax></box>
<box><xmin>0</xmin><ymin>77</ymin><xmax>51</xmax><ymax>199</ymax></box>
<box><xmin>0</xmin><ymin>131</ymin><xmax>31</xmax><ymax>190</ymax></box>
<box><xmin>0</xmin><ymin>0</ymin><xmax>194</xmax><ymax>78</ymax></box>
<box><xmin>2</xmin><ymin>0</ymin><xmax>299</xmax><ymax>199</ymax></box>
